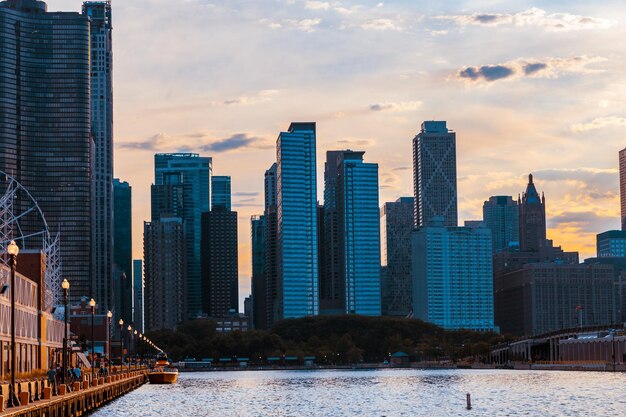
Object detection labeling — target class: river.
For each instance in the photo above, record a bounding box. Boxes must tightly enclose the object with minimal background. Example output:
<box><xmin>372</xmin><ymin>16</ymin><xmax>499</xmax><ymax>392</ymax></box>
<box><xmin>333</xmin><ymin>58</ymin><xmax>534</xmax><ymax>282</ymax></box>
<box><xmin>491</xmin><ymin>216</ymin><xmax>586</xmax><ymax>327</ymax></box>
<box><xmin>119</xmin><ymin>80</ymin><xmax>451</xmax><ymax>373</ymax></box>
<box><xmin>90</xmin><ymin>369</ymin><xmax>626</xmax><ymax>416</ymax></box>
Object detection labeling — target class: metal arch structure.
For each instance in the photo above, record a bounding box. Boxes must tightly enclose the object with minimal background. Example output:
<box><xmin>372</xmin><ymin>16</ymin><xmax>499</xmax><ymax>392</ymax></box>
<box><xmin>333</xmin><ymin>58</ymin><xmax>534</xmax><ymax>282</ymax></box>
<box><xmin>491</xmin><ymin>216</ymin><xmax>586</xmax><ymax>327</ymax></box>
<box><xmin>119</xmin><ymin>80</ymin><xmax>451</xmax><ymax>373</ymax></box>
<box><xmin>0</xmin><ymin>171</ymin><xmax>62</xmax><ymax>311</ymax></box>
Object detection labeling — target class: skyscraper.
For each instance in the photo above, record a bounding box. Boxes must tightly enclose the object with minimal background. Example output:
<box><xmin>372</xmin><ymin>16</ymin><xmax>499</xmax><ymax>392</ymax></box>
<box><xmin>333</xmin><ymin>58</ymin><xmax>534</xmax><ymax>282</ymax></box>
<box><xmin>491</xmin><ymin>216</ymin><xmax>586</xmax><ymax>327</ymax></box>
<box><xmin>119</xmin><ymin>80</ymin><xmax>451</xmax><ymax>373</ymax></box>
<box><xmin>412</xmin><ymin>218</ymin><xmax>495</xmax><ymax>331</ymax></box>
<box><xmin>211</xmin><ymin>176</ymin><xmax>231</xmax><ymax>211</ymax></box>
<box><xmin>597</xmin><ymin>230</ymin><xmax>626</xmax><ymax>257</ymax></box>
<box><xmin>277</xmin><ymin>123</ymin><xmax>319</xmax><ymax>319</ymax></box>
<box><xmin>113</xmin><ymin>179</ymin><xmax>132</xmax><ymax>324</ymax></box>
<box><xmin>322</xmin><ymin>150</ymin><xmax>380</xmax><ymax>315</ymax></box>
<box><xmin>412</xmin><ymin>121</ymin><xmax>458</xmax><ymax>228</ymax></box>
<box><xmin>380</xmin><ymin>197</ymin><xmax>414</xmax><ymax>317</ymax></box>
<box><xmin>251</xmin><ymin>215</ymin><xmax>267</xmax><ymax>329</ymax></box>
<box><xmin>483</xmin><ymin>196</ymin><xmax>519</xmax><ymax>254</ymax></box>
<box><xmin>519</xmin><ymin>174</ymin><xmax>546</xmax><ymax>252</ymax></box>
<box><xmin>83</xmin><ymin>0</ymin><xmax>114</xmax><ymax>314</ymax></box>
<box><xmin>0</xmin><ymin>0</ymin><xmax>91</xmax><ymax>302</ymax></box>
<box><xmin>620</xmin><ymin>148</ymin><xmax>626</xmax><ymax>230</ymax></box>
<box><xmin>154</xmin><ymin>153</ymin><xmax>211</xmax><ymax>319</ymax></box>
<box><xmin>263</xmin><ymin>163</ymin><xmax>279</xmax><ymax>327</ymax></box>
<box><xmin>201</xmin><ymin>207</ymin><xmax>238</xmax><ymax>317</ymax></box>
<box><xmin>133</xmin><ymin>259</ymin><xmax>144</xmax><ymax>333</ymax></box>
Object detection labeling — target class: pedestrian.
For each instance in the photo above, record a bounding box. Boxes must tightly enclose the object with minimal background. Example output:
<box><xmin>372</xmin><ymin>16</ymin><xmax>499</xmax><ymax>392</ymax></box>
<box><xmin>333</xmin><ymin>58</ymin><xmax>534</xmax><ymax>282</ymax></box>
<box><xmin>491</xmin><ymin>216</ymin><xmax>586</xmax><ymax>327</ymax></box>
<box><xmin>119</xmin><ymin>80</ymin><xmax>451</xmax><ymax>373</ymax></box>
<box><xmin>74</xmin><ymin>365</ymin><xmax>82</xmax><ymax>381</ymax></box>
<box><xmin>47</xmin><ymin>366</ymin><xmax>57</xmax><ymax>393</ymax></box>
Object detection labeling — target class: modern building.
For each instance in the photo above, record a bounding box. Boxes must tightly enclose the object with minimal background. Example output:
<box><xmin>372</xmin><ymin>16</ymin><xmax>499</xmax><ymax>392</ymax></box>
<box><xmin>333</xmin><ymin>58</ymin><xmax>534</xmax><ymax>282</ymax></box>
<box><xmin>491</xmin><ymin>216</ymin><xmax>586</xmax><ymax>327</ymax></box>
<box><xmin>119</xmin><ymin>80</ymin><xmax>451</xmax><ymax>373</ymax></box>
<box><xmin>519</xmin><ymin>174</ymin><xmax>546</xmax><ymax>252</ymax></box>
<box><xmin>83</xmin><ymin>0</ymin><xmax>114</xmax><ymax>316</ymax></box>
<box><xmin>412</xmin><ymin>218</ymin><xmax>495</xmax><ymax>331</ymax></box>
<box><xmin>412</xmin><ymin>121</ymin><xmax>458</xmax><ymax>228</ymax></box>
<box><xmin>154</xmin><ymin>153</ymin><xmax>212</xmax><ymax>319</ymax></box>
<box><xmin>0</xmin><ymin>0</ymin><xmax>92</xmax><ymax>303</ymax></box>
<box><xmin>211</xmin><ymin>175</ymin><xmax>231</xmax><ymax>211</ymax></box>
<box><xmin>597</xmin><ymin>230</ymin><xmax>626</xmax><ymax>257</ymax></box>
<box><xmin>322</xmin><ymin>150</ymin><xmax>380</xmax><ymax>316</ymax></box>
<box><xmin>277</xmin><ymin>123</ymin><xmax>319</xmax><ymax>319</ymax></box>
<box><xmin>380</xmin><ymin>197</ymin><xmax>414</xmax><ymax>317</ymax></box>
<box><xmin>113</xmin><ymin>178</ymin><xmax>133</xmax><ymax>325</ymax></box>
<box><xmin>584</xmin><ymin>256</ymin><xmax>626</xmax><ymax>323</ymax></box>
<box><xmin>620</xmin><ymin>148</ymin><xmax>626</xmax><ymax>230</ymax></box>
<box><xmin>483</xmin><ymin>196</ymin><xmax>519</xmax><ymax>254</ymax></box>
<box><xmin>133</xmin><ymin>259</ymin><xmax>144</xmax><ymax>333</ymax></box>
<box><xmin>263</xmin><ymin>163</ymin><xmax>279</xmax><ymax>327</ymax></box>
<box><xmin>201</xmin><ymin>207</ymin><xmax>238</xmax><ymax>318</ymax></box>
<box><xmin>143</xmin><ymin>218</ymin><xmax>186</xmax><ymax>331</ymax></box>
<box><xmin>494</xmin><ymin>263</ymin><xmax>615</xmax><ymax>336</ymax></box>
<box><xmin>251</xmin><ymin>215</ymin><xmax>266</xmax><ymax>329</ymax></box>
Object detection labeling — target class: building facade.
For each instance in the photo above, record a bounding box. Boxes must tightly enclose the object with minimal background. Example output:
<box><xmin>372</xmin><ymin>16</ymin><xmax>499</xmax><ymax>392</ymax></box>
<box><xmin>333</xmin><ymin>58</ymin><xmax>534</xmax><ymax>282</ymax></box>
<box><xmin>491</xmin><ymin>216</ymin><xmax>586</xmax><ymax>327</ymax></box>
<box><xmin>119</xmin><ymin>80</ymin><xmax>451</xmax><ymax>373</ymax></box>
<box><xmin>277</xmin><ymin>123</ymin><xmax>319</xmax><ymax>319</ymax></box>
<box><xmin>263</xmin><ymin>163</ymin><xmax>279</xmax><ymax>327</ymax></box>
<box><xmin>201</xmin><ymin>207</ymin><xmax>238</xmax><ymax>317</ymax></box>
<box><xmin>483</xmin><ymin>196</ymin><xmax>519</xmax><ymax>254</ymax></box>
<box><xmin>597</xmin><ymin>230</ymin><xmax>626</xmax><ymax>257</ymax></box>
<box><xmin>620</xmin><ymin>148</ymin><xmax>626</xmax><ymax>231</ymax></box>
<box><xmin>133</xmin><ymin>259</ymin><xmax>144</xmax><ymax>333</ymax></box>
<box><xmin>251</xmin><ymin>215</ymin><xmax>266</xmax><ymax>329</ymax></box>
<box><xmin>83</xmin><ymin>0</ymin><xmax>114</xmax><ymax>315</ymax></box>
<box><xmin>154</xmin><ymin>153</ymin><xmax>212</xmax><ymax>319</ymax></box>
<box><xmin>412</xmin><ymin>121</ymin><xmax>458</xmax><ymax>228</ymax></box>
<box><xmin>412</xmin><ymin>220</ymin><xmax>495</xmax><ymax>331</ymax></box>
<box><xmin>211</xmin><ymin>175</ymin><xmax>231</xmax><ymax>211</ymax></box>
<box><xmin>113</xmin><ymin>178</ymin><xmax>132</xmax><ymax>325</ymax></box>
<box><xmin>380</xmin><ymin>197</ymin><xmax>414</xmax><ymax>317</ymax></box>
<box><xmin>519</xmin><ymin>174</ymin><xmax>546</xmax><ymax>252</ymax></box>
<box><xmin>0</xmin><ymin>0</ymin><xmax>92</xmax><ymax>302</ymax></box>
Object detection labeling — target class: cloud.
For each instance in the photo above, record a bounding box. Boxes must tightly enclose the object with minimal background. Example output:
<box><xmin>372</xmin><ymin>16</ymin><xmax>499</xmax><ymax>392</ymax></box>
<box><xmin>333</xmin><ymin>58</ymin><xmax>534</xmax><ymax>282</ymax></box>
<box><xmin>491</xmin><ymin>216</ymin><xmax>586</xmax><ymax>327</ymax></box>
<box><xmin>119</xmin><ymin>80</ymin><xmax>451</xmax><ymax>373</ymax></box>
<box><xmin>549</xmin><ymin>211</ymin><xmax>616</xmax><ymax>232</ymax></box>
<box><xmin>359</xmin><ymin>18</ymin><xmax>401</xmax><ymax>31</ymax></box>
<box><xmin>369</xmin><ymin>100</ymin><xmax>422</xmax><ymax>112</ymax></box>
<box><xmin>436</xmin><ymin>8</ymin><xmax>613</xmax><ymax>31</ymax></box>
<box><xmin>261</xmin><ymin>18</ymin><xmax>321</xmax><ymax>32</ymax></box>
<box><xmin>304</xmin><ymin>1</ymin><xmax>331</xmax><ymax>11</ymax></box>
<box><xmin>222</xmin><ymin>90</ymin><xmax>279</xmax><ymax>106</ymax></box>
<box><xmin>457</xmin><ymin>56</ymin><xmax>606</xmax><ymax>84</ymax></box>
<box><xmin>201</xmin><ymin>133</ymin><xmax>258</xmax><ymax>152</ymax></box>
<box><xmin>571</xmin><ymin>116</ymin><xmax>626</xmax><ymax>133</ymax></box>
<box><xmin>335</xmin><ymin>138</ymin><xmax>376</xmax><ymax>147</ymax></box>
<box><xmin>117</xmin><ymin>132</ymin><xmax>271</xmax><ymax>153</ymax></box>
<box><xmin>233</xmin><ymin>191</ymin><xmax>261</xmax><ymax>197</ymax></box>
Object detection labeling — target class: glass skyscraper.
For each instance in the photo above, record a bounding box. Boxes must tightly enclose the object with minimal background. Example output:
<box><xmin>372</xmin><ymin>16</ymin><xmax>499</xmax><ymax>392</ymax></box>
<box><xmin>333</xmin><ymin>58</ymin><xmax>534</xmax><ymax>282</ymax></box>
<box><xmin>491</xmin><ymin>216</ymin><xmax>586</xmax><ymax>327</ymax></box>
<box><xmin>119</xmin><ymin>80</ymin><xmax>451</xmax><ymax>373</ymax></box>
<box><xmin>133</xmin><ymin>259</ymin><xmax>144</xmax><ymax>333</ymax></box>
<box><xmin>154</xmin><ymin>153</ymin><xmax>211</xmax><ymax>318</ymax></box>
<box><xmin>113</xmin><ymin>178</ymin><xmax>132</xmax><ymax>324</ymax></box>
<box><xmin>482</xmin><ymin>196</ymin><xmax>519</xmax><ymax>254</ymax></box>
<box><xmin>277</xmin><ymin>123</ymin><xmax>319</xmax><ymax>319</ymax></box>
<box><xmin>0</xmin><ymin>0</ymin><xmax>92</xmax><ymax>302</ymax></box>
<box><xmin>211</xmin><ymin>175</ymin><xmax>231</xmax><ymax>210</ymax></box>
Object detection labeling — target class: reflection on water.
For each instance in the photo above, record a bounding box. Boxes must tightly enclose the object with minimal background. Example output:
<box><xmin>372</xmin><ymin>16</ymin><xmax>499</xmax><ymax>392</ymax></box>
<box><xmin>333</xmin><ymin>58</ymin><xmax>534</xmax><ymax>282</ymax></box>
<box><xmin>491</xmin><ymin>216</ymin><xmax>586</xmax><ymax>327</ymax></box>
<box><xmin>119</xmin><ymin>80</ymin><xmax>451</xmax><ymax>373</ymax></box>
<box><xmin>91</xmin><ymin>369</ymin><xmax>626</xmax><ymax>417</ymax></box>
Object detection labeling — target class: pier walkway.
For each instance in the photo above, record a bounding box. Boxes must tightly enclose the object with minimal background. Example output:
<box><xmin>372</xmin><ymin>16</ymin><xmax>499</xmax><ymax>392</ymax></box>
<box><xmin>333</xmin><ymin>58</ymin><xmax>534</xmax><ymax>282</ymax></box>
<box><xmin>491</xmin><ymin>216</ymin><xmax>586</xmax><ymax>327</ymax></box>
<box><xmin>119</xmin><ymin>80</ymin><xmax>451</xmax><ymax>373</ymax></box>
<box><xmin>0</xmin><ymin>371</ymin><xmax>147</xmax><ymax>417</ymax></box>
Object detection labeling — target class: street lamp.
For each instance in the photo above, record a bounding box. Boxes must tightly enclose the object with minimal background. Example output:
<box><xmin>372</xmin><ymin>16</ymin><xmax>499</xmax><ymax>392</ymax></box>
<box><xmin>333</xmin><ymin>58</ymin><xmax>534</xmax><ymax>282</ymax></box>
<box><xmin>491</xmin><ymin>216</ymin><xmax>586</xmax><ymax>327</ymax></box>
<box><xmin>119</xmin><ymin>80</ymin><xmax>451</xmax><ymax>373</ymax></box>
<box><xmin>89</xmin><ymin>298</ymin><xmax>96</xmax><ymax>381</ymax></box>
<box><xmin>7</xmin><ymin>240</ymin><xmax>20</xmax><ymax>408</ymax></box>
<box><xmin>118</xmin><ymin>319</ymin><xmax>124</xmax><ymax>374</ymax></box>
<box><xmin>61</xmin><ymin>278</ymin><xmax>70</xmax><ymax>388</ymax></box>
<box><xmin>106</xmin><ymin>311</ymin><xmax>112</xmax><ymax>374</ymax></box>
<box><xmin>127</xmin><ymin>325</ymin><xmax>132</xmax><ymax>373</ymax></box>
<box><xmin>134</xmin><ymin>330</ymin><xmax>138</xmax><ymax>370</ymax></box>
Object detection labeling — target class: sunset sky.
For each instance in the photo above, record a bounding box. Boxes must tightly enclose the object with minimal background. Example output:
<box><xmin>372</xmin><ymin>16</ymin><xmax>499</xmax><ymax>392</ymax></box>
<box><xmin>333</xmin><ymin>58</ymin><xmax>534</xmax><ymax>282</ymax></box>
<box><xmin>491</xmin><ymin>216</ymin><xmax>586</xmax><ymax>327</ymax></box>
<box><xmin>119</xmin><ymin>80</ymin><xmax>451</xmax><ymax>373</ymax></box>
<box><xmin>49</xmin><ymin>0</ymin><xmax>626</xmax><ymax>306</ymax></box>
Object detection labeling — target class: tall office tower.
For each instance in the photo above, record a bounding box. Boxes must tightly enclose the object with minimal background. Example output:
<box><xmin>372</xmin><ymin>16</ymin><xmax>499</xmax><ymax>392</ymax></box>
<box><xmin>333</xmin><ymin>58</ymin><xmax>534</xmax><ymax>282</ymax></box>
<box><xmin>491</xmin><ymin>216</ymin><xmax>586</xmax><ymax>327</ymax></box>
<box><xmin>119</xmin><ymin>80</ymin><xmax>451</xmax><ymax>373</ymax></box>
<box><xmin>619</xmin><ymin>149</ymin><xmax>626</xmax><ymax>230</ymax></box>
<box><xmin>412</xmin><ymin>121</ymin><xmax>458</xmax><ymax>228</ymax></box>
<box><xmin>201</xmin><ymin>207</ymin><xmax>238</xmax><ymax>317</ymax></box>
<box><xmin>211</xmin><ymin>176</ymin><xmax>231</xmax><ymax>210</ymax></box>
<box><xmin>154</xmin><ymin>153</ymin><xmax>211</xmax><ymax>319</ymax></box>
<box><xmin>113</xmin><ymin>179</ymin><xmax>132</xmax><ymax>324</ymax></box>
<box><xmin>264</xmin><ymin>163</ymin><xmax>279</xmax><ymax>327</ymax></box>
<box><xmin>277</xmin><ymin>123</ymin><xmax>319</xmax><ymax>319</ymax></box>
<box><xmin>412</xmin><ymin>218</ymin><xmax>495</xmax><ymax>331</ymax></box>
<box><xmin>518</xmin><ymin>174</ymin><xmax>546</xmax><ymax>252</ymax></box>
<box><xmin>0</xmin><ymin>0</ymin><xmax>91</xmax><ymax>302</ymax></box>
<box><xmin>133</xmin><ymin>259</ymin><xmax>144</xmax><ymax>333</ymax></box>
<box><xmin>251</xmin><ymin>215</ymin><xmax>267</xmax><ymax>329</ymax></box>
<box><xmin>597</xmin><ymin>230</ymin><xmax>626</xmax><ymax>257</ymax></box>
<box><xmin>380</xmin><ymin>197</ymin><xmax>414</xmax><ymax>317</ymax></box>
<box><xmin>322</xmin><ymin>150</ymin><xmax>381</xmax><ymax>315</ymax></box>
<box><xmin>83</xmin><ymin>1</ymin><xmax>114</xmax><ymax>313</ymax></box>
<box><xmin>483</xmin><ymin>196</ymin><xmax>519</xmax><ymax>254</ymax></box>
<box><xmin>144</xmin><ymin>218</ymin><xmax>186</xmax><ymax>331</ymax></box>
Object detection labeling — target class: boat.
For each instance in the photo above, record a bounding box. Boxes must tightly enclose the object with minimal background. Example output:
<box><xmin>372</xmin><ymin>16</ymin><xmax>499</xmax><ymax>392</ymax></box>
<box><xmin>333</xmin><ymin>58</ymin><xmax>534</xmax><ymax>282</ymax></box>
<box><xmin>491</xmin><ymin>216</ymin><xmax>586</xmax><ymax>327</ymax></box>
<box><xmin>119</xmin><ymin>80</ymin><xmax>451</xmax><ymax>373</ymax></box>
<box><xmin>148</xmin><ymin>352</ymin><xmax>179</xmax><ymax>384</ymax></box>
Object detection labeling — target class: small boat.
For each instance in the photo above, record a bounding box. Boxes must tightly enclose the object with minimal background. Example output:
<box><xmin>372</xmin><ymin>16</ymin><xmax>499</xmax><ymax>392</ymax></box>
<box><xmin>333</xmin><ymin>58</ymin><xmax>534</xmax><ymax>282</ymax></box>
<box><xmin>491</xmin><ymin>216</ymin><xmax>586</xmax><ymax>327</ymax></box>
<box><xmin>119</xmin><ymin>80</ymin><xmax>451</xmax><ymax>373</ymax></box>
<box><xmin>148</xmin><ymin>352</ymin><xmax>179</xmax><ymax>384</ymax></box>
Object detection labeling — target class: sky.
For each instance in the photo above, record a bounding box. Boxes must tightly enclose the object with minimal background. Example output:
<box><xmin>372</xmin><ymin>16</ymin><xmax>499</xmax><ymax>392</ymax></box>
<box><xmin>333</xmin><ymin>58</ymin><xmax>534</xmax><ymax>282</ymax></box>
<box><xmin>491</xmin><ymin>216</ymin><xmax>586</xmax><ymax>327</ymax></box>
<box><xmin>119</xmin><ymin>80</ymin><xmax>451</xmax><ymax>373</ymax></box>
<box><xmin>48</xmin><ymin>0</ymin><xmax>626</xmax><ymax>308</ymax></box>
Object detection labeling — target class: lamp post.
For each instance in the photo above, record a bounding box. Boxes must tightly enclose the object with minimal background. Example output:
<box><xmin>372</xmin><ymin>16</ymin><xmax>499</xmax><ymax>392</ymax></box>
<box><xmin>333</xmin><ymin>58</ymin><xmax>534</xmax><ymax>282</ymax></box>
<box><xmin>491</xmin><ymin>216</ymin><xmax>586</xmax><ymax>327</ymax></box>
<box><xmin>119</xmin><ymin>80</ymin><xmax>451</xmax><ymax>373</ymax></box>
<box><xmin>127</xmin><ymin>325</ymin><xmax>132</xmax><ymax>373</ymax></box>
<box><xmin>89</xmin><ymin>298</ymin><xmax>96</xmax><ymax>381</ymax></box>
<box><xmin>7</xmin><ymin>240</ymin><xmax>20</xmax><ymax>408</ymax></box>
<box><xmin>61</xmin><ymin>279</ymin><xmax>70</xmax><ymax>387</ymax></box>
<box><xmin>133</xmin><ymin>330</ymin><xmax>138</xmax><ymax>370</ymax></box>
<box><xmin>118</xmin><ymin>319</ymin><xmax>124</xmax><ymax>374</ymax></box>
<box><xmin>138</xmin><ymin>334</ymin><xmax>143</xmax><ymax>368</ymax></box>
<box><xmin>106</xmin><ymin>311</ymin><xmax>112</xmax><ymax>374</ymax></box>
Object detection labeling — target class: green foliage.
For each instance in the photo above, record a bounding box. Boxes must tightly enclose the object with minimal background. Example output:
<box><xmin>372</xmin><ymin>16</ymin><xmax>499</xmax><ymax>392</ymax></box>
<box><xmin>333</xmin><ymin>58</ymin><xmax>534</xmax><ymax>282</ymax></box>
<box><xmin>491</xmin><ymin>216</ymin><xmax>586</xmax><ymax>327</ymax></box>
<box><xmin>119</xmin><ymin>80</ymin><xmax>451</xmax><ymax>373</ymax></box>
<box><xmin>144</xmin><ymin>316</ymin><xmax>514</xmax><ymax>364</ymax></box>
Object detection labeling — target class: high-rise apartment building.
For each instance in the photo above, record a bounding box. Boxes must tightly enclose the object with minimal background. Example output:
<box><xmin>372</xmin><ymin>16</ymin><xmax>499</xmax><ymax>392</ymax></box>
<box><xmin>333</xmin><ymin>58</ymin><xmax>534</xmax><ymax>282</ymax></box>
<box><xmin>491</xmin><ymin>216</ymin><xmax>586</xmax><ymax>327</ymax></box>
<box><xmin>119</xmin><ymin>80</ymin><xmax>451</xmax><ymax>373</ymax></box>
<box><xmin>83</xmin><ymin>0</ymin><xmax>114</xmax><ymax>314</ymax></box>
<box><xmin>322</xmin><ymin>150</ymin><xmax>380</xmax><ymax>315</ymax></box>
<box><xmin>483</xmin><ymin>196</ymin><xmax>519</xmax><ymax>254</ymax></box>
<box><xmin>113</xmin><ymin>179</ymin><xmax>132</xmax><ymax>324</ymax></box>
<box><xmin>412</xmin><ymin>121</ymin><xmax>458</xmax><ymax>228</ymax></box>
<box><xmin>380</xmin><ymin>197</ymin><xmax>414</xmax><ymax>317</ymax></box>
<box><xmin>277</xmin><ymin>123</ymin><xmax>319</xmax><ymax>319</ymax></box>
<box><xmin>251</xmin><ymin>215</ymin><xmax>267</xmax><ymax>329</ymax></box>
<box><xmin>201</xmin><ymin>207</ymin><xmax>238</xmax><ymax>317</ymax></box>
<box><xmin>519</xmin><ymin>174</ymin><xmax>546</xmax><ymax>252</ymax></box>
<box><xmin>211</xmin><ymin>176</ymin><xmax>231</xmax><ymax>210</ymax></box>
<box><xmin>597</xmin><ymin>230</ymin><xmax>626</xmax><ymax>258</ymax></box>
<box><xmin>144</xmin><ymin>218</ymin><xmax>186</xmax><ymax>331</ymax></box>
<box><xmin>412</xmin><ymin>219</ymin><xmax>495</xmax><ymax>331</ymax></box>
<box><xmin>133</xmin><ymin>259</ymin><xmax>144</xmax><ymax>333</ymax></box>
<box><xmin>154</xmin><ymin>153</ymin><xmax>211</xmax><ymax>319</ymax></box>
<box><xmin>620</xmin><ymin>148</ymin><xmax>626</xmax><ymax>230</ymax></box>
<box><xmin>0</xmin><ymin>0</ymin><xmax>92</xmax><ymax>302</ymax></box>
<box><xmin>263</xmin><ymin>163</ymin><xmax>279</xmax><ymax>327</ymax></box>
